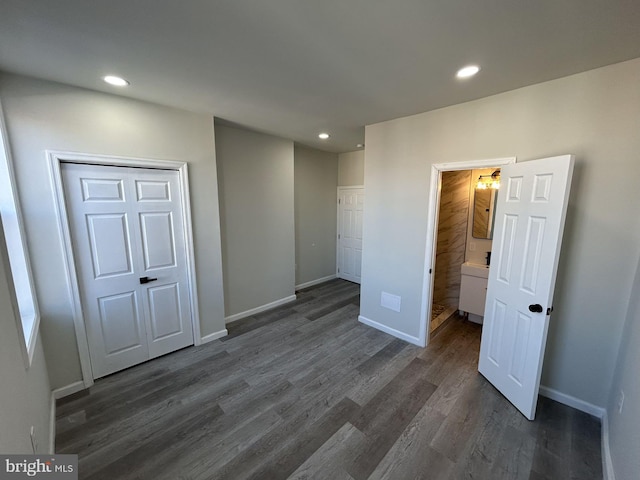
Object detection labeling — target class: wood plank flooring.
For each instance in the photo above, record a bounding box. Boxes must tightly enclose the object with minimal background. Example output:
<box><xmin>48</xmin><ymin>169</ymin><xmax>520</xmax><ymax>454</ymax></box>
<box><xmin>56</xmin><ymin>279</ymin><xmax>602</xmax><ymax>479</ymax></box>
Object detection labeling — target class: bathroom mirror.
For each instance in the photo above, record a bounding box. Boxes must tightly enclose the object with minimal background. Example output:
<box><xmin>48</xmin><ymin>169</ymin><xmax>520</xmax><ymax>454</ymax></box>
<box><xmin>472</xmin><ymin>188</ymin><xmax>498</xmax><ymax>239</ymax></box>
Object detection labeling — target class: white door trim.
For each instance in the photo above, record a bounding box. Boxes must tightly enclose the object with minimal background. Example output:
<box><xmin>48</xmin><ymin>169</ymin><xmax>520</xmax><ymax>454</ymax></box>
<box><xmin>419</xmin><ymin>157</ymin><xmax>516</xmax><ymax>348</ymax></box>
<box><xmin>47</xmin><ymin>150</ymin><xmax>202</xmax><ymax>388</ymax></box>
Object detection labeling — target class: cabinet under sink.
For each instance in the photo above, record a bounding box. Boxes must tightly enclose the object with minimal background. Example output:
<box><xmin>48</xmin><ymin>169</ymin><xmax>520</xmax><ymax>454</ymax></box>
<box><xmin>459</xmin><ymin>262</ymin><xmax>489</xmax><ymax>323</ymax></box>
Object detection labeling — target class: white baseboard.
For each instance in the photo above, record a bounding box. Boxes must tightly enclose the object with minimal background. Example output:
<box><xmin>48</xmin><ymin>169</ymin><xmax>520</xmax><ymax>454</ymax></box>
<box><xmin>52</xmin><ymin>380</ymin><xmax>86</xmax><ymax>400</ymax></box>
<box><xmin>48</xmin><ymin>392</ymin><xmax>56</xmax><ymax>454</ymax></box>
<box><xmin>538</xmin><ymin>385</ymin><xmax>605</xmax><ymax>418</ymax></box>
<box><xmin>538</xmin><ymin>386</ymin><xmax>612</xmax><ymax>479</ymax></box>
<box><xmin>358</xmin><ymin>315</ymin><xmax>422</xmax><ymax>346</ymax></box>
<box><xmin>225</xmin><ymin>295</ymin><xmax>297</xmax><ymax>324</ymax></box>
<box><xmin>600</xmin><ymin>410</ymin><xmax>616</xmax><ymax>480</ymax></box>
<box><xmin>200</xmin><ymin>328</ymin><xmax>228</xmax><ymax>344</ymax></box>
<box><xmin>295</xmin><ymin>274</ymin><xmax>336</xmax><ymax>290</ymax></box>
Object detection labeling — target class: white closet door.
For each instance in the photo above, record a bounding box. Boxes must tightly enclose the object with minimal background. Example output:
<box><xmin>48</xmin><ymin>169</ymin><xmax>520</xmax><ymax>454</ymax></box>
<box><xmin>62</xmin><ymin>163</ymin><xmax>193</xmax><ymax>378</ymax></box>
<box><xmin>337</xmin><ymin>187</ymin><xmax>364</xmax><ymax>284</ymax></box>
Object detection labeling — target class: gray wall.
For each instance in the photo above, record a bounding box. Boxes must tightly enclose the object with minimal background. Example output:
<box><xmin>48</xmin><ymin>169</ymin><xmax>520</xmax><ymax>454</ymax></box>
<box><xmin>0</xmin><ymin>217</ymin><xmax>51</xmax><ymax>453</ymax></box>
<box><xmin>0</xmin><ymin>73</ymin><xmax>226</xmax><ymax>390</ymax></box>
<box><xmin>338</xmin><ymin>150</ymin><xmax>364</xmax><ymax>186</ymax></box>
<box><xmin>361</xmin><ymin>58</ymin><xmax>640</xmax><ymax>407</ymax></box>
<box><xmin>294</xmin><ymin>146</ymin><xmax>338</xmax><ymax>287</ymax></box>
<box><xmin>215</xmin><ymin>123</ymin><xmax>295</xmax><ymax>318</ymax></box>
<box><xmin>607</xmin><ymin>253</ymin><xmax>640</xmax><ymax>479</ymax></box>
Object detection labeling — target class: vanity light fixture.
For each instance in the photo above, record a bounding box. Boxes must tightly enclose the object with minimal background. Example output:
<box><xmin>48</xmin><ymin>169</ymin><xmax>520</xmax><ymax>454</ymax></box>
<box><xmin>103</xmin><ymin>75</ymin><xmax>130</xmax><ymax>87</ymax></box>
<box><xmin>318</xmin><ymin>133</ymin><xmax>330</xmax><ymax>140</ymax></box>
<box><xmin>456</xmin><ymin>65</ymin><xmax>480</xmax><ymax>79</ymax></box>
<box><xmin>476</xmin><ymin>170</ymin><xmax>500</xmax><ymax>190</ymax></box>
<box><xmin>356</xmin><ymin>143</ymin><xmax>365</xmax><ymax>148</ymax></box>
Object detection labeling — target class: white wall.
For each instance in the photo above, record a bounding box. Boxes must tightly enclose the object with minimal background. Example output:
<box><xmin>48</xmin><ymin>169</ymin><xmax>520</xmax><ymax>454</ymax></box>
<box><xmin>0</xmin><ymin>73</ymin><xmax>226</xmax><ymax>390</ymax></box>
<box><xmin>0</xmin><ymin>217</ymin><xmax>52</xmax><ymax>454</ymax></box>
<box><xmin>294</xmin><ymin>146</ymin><xmax>338</xmax><ymax>287</ymax></box>
<box><xmin>361</xmin><ymin>58</ymin><xmax>640</xmax><ymax>407</ymax></box>
<box><xmin>215</xmin><ymin>123</ymin><xmax>295</xmax><ymax>318</ymax></box>
<box><xmin>338</xmin><ymin>150</ymin><xmax>364</xmax><ymax>186</ymax></box>
<box><xmin>607</xmin><ymin>253</ymin><xmax>640</xmax><ymax>480</ymax></box>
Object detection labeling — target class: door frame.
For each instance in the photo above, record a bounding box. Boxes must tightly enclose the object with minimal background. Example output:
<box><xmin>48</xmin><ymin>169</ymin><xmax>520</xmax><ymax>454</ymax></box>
<box><xmin>419</xmin><ymin>157</ymin><xmax>516</xmax><ymax>348</ymax></box>
<box><xmin>336</xmin><ymin>185</ymin><xmax>364</xmax><ymax>282</ymax></box>
<box><xmin>48</xmin><ymin>150</ymin><xmax>202</xmax><ymax>389</ymax></box>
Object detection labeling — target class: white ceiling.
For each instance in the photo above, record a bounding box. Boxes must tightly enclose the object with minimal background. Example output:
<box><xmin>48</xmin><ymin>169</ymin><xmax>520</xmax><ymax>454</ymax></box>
<box><xmin>1</xmin><ymin>0</ymin><xmax>640</xmax><ymax>153</ymax></box>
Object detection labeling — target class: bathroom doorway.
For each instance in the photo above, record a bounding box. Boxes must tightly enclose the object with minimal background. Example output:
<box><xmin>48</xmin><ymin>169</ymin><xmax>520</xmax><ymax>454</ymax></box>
<box><xmin>430</xmin><ymin>169</ymin><xmax>472</xmax><ymax>333</ymax></box>
<box><xmin>420</xmin><ymin>157</ymin><xmax>516</xmax><ymax>346</ymax></box>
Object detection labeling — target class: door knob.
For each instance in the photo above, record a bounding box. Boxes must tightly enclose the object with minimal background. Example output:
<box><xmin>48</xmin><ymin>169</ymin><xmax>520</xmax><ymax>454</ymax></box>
<box><xmin>139</xmin><ymin>276</ymin><xmax>158</xmax><ymax>284</ymax></box>
<box><xmin>528</xmin><ymin>304</ymin><xmax>543</xmax><ymax>313</ymax></box>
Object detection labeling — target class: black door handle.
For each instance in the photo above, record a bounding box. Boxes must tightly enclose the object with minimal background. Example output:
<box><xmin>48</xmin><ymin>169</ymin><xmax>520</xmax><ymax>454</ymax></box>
<box><xmin>528</xmin><ymin>304</ymin><xmax>543</xmax><ymax>313</ymax></box>
<box><xmin>139</xmin><ymin>276</ymin><xmax>158</xmax><ymax>284</ymax></box>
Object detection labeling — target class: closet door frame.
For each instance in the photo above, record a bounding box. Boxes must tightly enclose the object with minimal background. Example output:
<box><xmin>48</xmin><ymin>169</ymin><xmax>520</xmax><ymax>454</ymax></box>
<box><xmin>48</xmin><ymin>150</ymin><xmax>201</xmax><ymax>390</ymax></box>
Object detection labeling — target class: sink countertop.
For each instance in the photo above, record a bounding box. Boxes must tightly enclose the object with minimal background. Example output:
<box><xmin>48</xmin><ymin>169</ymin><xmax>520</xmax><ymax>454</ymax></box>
<box><xmin>461</xmin><ymin>262</ymin><xmax>490</xmax><ymax>278</ymax></box>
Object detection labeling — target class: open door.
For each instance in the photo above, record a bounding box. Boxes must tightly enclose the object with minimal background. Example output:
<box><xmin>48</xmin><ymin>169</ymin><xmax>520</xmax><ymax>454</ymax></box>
<box><xmin>478</xmin><ymin>155</ymin><xmax>574</xmax><ymax>420</ymax></box>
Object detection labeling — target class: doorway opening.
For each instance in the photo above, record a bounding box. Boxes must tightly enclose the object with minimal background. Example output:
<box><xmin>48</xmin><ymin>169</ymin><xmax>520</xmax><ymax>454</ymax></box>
<box><xmin>430</xmin><ymin>168</ymin><xmax>503</xmax><ymax>334</ymax></box>
<box><xmin>419</xmin><ymin>158</ymin><xmax>516</xmax><ymax>347</ymax></box>
<box><xmin>421</xmin><ymin>155</ymin><xmax>575</xmax><ymax>420</ymax></box>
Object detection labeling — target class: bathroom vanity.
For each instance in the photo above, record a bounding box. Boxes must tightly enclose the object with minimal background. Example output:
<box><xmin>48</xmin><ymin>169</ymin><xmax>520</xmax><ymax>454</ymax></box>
<box><xmin>459</xmin><ymin>262</ymin><xmax>489</xmax><ymax>323</ymax></box>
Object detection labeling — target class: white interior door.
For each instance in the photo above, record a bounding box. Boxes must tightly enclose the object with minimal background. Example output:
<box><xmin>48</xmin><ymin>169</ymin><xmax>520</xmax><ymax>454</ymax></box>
<box><xmin>478</xmin><ymin>155</ymin><xmax>574</xmax><ymax>420</ymax></box>
<box><xmin>337</xmin><ymin>187</ymin><xmax>364</xmax><ymax>284</ymax></box>
<box><xmin>62</xmin><ymin>163</ymin><xmax>194</xmax><ymax>378</ymax></box>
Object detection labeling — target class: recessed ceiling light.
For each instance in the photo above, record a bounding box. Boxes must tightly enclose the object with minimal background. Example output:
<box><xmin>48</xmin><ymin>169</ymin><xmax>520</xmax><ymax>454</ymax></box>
<box><xmin>318</xmin><ymin>133</ymin><xmax>330</xmax><ymax>140</ymax></box>
<box><xmin>103</xmin><ymin>75</ymin><xmax>130</xmax><ymax>87</ymax></box>
<box><xmin>456</xmin><ymin>65</ymin><xmax>480</xmax><ymax>79</ymax></box>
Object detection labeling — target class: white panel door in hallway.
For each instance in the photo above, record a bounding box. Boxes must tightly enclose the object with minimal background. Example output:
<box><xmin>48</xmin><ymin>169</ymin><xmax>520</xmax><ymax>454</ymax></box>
<box><xmin>478</xmin><ymin>155</ymin><xmax>574</xmax><ymax>420</ymax></box>
<box><xmin>337</xmin><ymin>187</ymin><xmax>364</xmax><ymax>284</ymax></box>
<box><xmin>62</xmin><ymin>163</ymin><xmax>194</xmax><ymax>378</ymax></box>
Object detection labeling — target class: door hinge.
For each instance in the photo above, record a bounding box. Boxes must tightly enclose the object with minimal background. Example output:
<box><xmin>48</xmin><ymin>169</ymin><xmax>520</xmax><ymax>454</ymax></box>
<box><xmin>338</xmin><ymin>234</ymin><xmax>341</xmax><ymax>239</ymax></box>
<box><xmin>338</xmin><ymin>198</ymin><xmax>341</xmax><ymax>204</ymax></box>
<box><xmin>429</xmin><ymin>268</ymin><xmax>432</xmax><ymax>274</ymax></box>
<box><xmin>546</xmin><ymin>306</ymin><xmax>554</xmax><ymax>315</ymax></box>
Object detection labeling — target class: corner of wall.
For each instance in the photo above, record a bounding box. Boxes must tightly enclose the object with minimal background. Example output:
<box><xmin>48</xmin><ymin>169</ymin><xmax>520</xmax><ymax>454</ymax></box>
<box><xmin>49</xmin><ymin>391</ymin><xmax>56</xmax><ymax>454</ymax></box>
<box><xmin>600</xmin><ymin>410</ymin><xmax>616</xmax><ymax>480</ymax></box>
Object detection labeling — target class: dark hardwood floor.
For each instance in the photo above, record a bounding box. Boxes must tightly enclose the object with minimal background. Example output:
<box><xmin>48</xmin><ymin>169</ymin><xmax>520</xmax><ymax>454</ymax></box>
<box><xmin>56</xmin><ymin>279</ymin><xmax>602</xmax><ymax>479</ymax></box>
